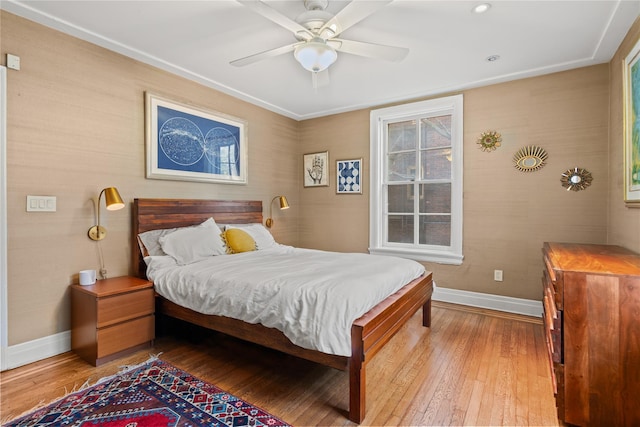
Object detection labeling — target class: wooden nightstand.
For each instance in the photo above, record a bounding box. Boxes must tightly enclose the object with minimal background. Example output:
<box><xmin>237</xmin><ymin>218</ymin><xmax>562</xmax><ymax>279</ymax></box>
<box><xmin>70</xmin><ymin>276</ymin><xmax>155</xmax><ymax>366</ymax></box>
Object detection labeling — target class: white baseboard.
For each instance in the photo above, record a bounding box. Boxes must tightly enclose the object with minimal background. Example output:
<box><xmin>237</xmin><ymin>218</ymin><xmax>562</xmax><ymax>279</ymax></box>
<box><xmin>3</xmin><ymin>330</ymin><xmax>70</xmax><ymax>370</ymax></box>
<box><xmin>432</xmin><ymin>284</ymin><xmax>542</xmax><ymax>318</ymax></box>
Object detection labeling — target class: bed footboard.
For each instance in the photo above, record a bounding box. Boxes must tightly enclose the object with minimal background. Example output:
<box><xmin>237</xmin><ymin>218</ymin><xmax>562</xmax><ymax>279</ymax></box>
<box><xmin>348</xmin><ymin>272</ymin><xmax>433</xmax><ymax>423</ymax></box>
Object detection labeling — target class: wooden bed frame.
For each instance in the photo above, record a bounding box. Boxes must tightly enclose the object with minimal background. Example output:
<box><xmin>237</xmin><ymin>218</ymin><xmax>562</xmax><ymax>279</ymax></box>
<box><xmin>132</xmin><ymin>198</ymin><xmax>433</xmax><ymax>423</ymax></box>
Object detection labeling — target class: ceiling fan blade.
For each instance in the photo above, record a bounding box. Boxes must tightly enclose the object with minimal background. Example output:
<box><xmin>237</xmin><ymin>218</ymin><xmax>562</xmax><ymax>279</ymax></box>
<box><xmin>331</xmin><ymin>38</ymin><xmax>409</xmax><ymax>62</ymax></box>
<box><xmin>238</xmin><ymin>0</ymin><xmax>313</xmax><ymax>41</ymax></box>
<box><xmin>230</xmin><ymin>42</ymin><xmax>302</xmax><ymax>67</ymax></box>
<box><xmin>320</xmin><ymin>0</ymin><xmax>393</xmax><ymax>37</ymax></box>
<box><xmin>312</xmin><ymin>69</ymin><xmax>330</xmax><ymax>89</ymax></box>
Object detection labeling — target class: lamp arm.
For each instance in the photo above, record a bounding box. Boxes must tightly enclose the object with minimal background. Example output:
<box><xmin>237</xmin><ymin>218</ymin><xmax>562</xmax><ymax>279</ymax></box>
<box><xmin>270</xmin><ymin>195</ymin><xmax>278</xmax><ymax>221</ymax></box>
<box><xmin>96</xmin><ymin>188</ymin><xmax>106</xmax><ymax>231</ymax></box>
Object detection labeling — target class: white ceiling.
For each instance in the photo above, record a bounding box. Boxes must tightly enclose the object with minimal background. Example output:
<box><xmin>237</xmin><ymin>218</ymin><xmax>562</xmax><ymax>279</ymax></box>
<box><xmin>3</xmin><ymin>0</ymin><xmax>639</xmax><ymax>120</ymax></box>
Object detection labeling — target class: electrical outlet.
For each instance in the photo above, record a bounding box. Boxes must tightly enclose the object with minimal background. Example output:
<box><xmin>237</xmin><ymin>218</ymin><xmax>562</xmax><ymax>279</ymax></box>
<box><xmin>494</xmin><ymin>269</ymin><xmax>503</xmax><ymax>282</ymax></box>
<box><xmin>7</xmin><ymin>54</ymin><xmax>20</xmax><ymax>71</ymax></box>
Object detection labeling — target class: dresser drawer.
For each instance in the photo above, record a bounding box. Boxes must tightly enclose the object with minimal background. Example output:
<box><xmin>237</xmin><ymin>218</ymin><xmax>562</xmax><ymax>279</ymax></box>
<box><xmin>97</xmin><ymin>315</ymin><xmax>155</xmax><ymax>358</ymax></box>
<box><xmin>543</xmin><ymin>256</ymin><xmax>563</xmax><ymax>309</ymax></box>
<box><xmin>544</xmin><ymin>334</ymin><xmax>557</xmax><ymax>395</ymax></box>
<box><xmin>97</xmin><ymin>288</ymin><xmax>154</xmax><ymax>328</ymax></box>
<box><xmin>543</xmin><ymin>291</ymin><xmax>562</xmax><ymax>363</ymax></box>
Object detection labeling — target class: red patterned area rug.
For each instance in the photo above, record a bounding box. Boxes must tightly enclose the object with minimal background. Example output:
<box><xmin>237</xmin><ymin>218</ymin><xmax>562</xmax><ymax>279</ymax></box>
<box><xmin>3</xmin><ymin>357</ymin><xmax>291</xmax><ymax>427</ymax></box>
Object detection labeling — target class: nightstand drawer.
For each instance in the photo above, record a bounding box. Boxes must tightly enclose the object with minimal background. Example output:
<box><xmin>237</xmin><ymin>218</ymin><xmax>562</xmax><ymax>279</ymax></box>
<box><xmin>97</xmin><ymin>288</ymin><xmax>154</xmax><ymax>328</ymax></box>
<box><xmin>97</xmin><ymin>315</ymin><xmax>155</xmax><ymax>358</ymax></box>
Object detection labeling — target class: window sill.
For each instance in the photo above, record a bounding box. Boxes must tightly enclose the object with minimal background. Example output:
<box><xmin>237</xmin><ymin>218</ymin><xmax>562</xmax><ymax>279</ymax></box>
<box><xmin>369</xmin><ymin>247</ymin><xmax>463</xmax><ymax>265</ymax></box>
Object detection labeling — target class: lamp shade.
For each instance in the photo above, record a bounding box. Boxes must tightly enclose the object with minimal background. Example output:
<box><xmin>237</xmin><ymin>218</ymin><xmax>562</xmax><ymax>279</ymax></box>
<box><xmin>278</xmin><ymin>195</ymin><xmax>290</xmax><ymax>210</ymax></box>
<box><xmin>103</xmin><ymin>187</ymin><xmax>125</xmax><ymax>211</ymax></box>
<box><xmin>294</xmin><ymin>38</ymin><xmax>337</xmax><ymax>73</ymax></box>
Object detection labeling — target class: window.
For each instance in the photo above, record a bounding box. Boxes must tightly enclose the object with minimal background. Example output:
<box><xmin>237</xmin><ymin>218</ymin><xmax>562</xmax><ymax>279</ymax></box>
<box><xmin>369</xmin><ymin>95</ymin><xmax>463</xmax><ymax>264</ymax></box>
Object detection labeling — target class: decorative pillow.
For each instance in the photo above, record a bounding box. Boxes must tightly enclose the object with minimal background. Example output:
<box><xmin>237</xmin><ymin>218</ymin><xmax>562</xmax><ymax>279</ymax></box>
<box><xmin>158</xmin><ymin>218</ymin><xmax>225</xmax><ymax>265</ymax></box>
<box><xmin>225</xmin><ymin>223</ymin><xmax>276</xmax><ymax>250</ymax></box>
<box><xmin>222</xmin><ymin>228</ymin><xmax>257</xmax><ymax>254</ymax></box>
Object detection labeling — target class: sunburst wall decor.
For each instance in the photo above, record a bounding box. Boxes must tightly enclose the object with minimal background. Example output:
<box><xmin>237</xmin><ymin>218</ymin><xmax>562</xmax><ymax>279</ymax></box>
<box><xmin>560</xmin><ymin>167</ymin><xmax>593</xmax><ymax>191</ymax></box>
<box><xmin>513</xmin><ymin>146</ymin><xmax>548</xmax><ymax>172</ymax></box>
<box><xmin>477</xmin><ymin>130</ymin><xmax>502</xmax><ymax>152</ymax></box>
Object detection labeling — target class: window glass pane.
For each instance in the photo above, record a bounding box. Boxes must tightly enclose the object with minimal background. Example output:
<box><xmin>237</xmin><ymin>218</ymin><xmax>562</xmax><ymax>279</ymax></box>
<box><xmin>419</xmin><ymin>215</ymin><xmax>451</xmax><ymax>246</ymax></box>
<box><xmin>420</xmin><ymin>148</ymin><xmax>451</xmax><ymax>180</ymax></box>
<box><xmin>388</xmin><ymin>184</ymin><xmax>413</xmax><ymax>213</ymax></box>
<box><xmin>420</xmin><ymin>115</ymin><xmax>451</xmax><ymax>149</ymax></box>
<box><xmin>388</xmin><ymin>120</ymin><xmax>416</xmax><ymax>152</ymax></box>
<box><xmin>388</xmin><ymin>215</ymin><xmax>414</xmax><ymax>243</ymax></box>
<box><xmin>419</xmin><ymin>183</ymin><xmax>451</xmax><ymax>213</ymax></box>
<box><xmin>388</xmin><ymin>152</ymin><xmax>416</xmax><ymax>181</ymax></box>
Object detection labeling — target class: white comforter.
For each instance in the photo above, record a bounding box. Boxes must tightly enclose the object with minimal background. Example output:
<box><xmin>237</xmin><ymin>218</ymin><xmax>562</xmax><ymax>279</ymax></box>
<box><xmin>146</xmin><ymin>245</ymin><xmax>425</xmax><ymax>356</ymax></box>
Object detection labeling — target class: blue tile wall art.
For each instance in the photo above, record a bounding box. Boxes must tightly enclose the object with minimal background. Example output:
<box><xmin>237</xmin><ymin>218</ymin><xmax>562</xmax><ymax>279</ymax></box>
<box><xmin>337</xmin><ymin>158</ymin><xmax>362</xmax><ymax>194</ymax></box>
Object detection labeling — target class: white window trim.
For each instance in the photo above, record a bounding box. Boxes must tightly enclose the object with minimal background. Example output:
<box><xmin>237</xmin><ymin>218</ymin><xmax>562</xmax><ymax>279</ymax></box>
<box><xmin>369</xmin><ymin>95</ymin><xmax>464</xmax><ymax>265</ymax></box>
<box><xmin>0</xmin><ymin>67</ymin><xmax>7</xmax><ymax>370</ymax></box>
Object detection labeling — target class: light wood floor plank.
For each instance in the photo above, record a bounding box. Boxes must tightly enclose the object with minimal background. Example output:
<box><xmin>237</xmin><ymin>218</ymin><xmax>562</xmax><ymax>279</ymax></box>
<box><xmin>1</xmin><ymin>303</ymin><xmax>561</xmax><ymax>426</ymax></box>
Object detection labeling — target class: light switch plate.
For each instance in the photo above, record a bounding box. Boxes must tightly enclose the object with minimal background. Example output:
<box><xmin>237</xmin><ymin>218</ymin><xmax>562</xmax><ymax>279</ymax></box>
<box><xmin>26</xmin><ymin>195</ymin><xmax>56</xmax><ymax>212</ymax></box>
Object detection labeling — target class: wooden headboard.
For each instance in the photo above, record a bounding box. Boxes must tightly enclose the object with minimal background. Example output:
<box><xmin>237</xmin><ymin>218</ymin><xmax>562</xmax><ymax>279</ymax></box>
<box><xmin>132</xmin><ymin>198</ymin><xmax>263</xmax><ymax>279</ymax></box>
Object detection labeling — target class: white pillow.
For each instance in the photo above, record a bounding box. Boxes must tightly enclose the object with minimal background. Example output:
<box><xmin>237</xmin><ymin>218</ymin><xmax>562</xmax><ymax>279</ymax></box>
<box><xmin>138</xmin><ymin>227</ymin><xmax>179</xmax><ymax>256</ymax></box>
<box><xmin>158</xmin><ymin>218</ymin><xmax>225</xmax><ymax>265</ymax></box>
<box><xmin>225</xmin><ymin>223</ymin><xmax>276</xmax><ymax>250</ymax></box>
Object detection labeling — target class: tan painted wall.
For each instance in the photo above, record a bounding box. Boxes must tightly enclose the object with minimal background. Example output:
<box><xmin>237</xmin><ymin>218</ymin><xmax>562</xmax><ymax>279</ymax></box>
<box><xmin>609</xmin><ymin>16</ymin><xmax>640</xmax><ymax>252</ymax></box>
<box><xmin>299</xmin><ymin>65</ymin><xmax>610</xmax><ymax>301</ymax></box>
<box><xmin>298</xmin><ymin>110</ymin><xmax>371</xmax><ymax>252</ymax></box>
<box><xmin>2</xmin><ymin>12</ymin><xmax>300</xmax><ymax>345</ymax></box>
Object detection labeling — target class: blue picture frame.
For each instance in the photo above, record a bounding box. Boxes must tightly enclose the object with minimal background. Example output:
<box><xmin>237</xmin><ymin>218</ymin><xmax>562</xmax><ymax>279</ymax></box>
<box><xmin>337</xmin><ymin>158</ymin><xmax>362</xmax><ymax>194</ymax></box>
<box><xmin>145</xmin><ymin>93</ymin><xmax>248</xmax><ymax>184</ymax></box>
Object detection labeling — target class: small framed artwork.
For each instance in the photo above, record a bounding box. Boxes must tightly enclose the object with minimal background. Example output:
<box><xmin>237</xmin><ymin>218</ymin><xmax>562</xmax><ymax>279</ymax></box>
<box><xmin>337</xmin><ymin>158</ymin><xmax>363</xmax><ymax>194</ymax></box>
<box><xmin>303</xmin><ymin>151</ymin><xmax>329</xmax><ymax>187</ymax></box>
<box><xmin>145</xmin><ymin>92</ymin><xmax>248</xmax><ymax>184</ymax></box>
<box><xmin>623</xmin><ymin>39</ymin><xmax>640</xmax><ymax>203</ymax></box>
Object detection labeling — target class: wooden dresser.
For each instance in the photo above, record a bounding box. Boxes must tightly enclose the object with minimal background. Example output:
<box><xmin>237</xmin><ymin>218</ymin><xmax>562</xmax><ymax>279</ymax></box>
<box><xmin>542</xmin><ymin>242</ymin><xmax>640</xmax><ymax>426</ymax></box>
<box><xmin>71</xmin><ymin>276</ymin><xmax>155</xmax><ymax>366</ymax></box>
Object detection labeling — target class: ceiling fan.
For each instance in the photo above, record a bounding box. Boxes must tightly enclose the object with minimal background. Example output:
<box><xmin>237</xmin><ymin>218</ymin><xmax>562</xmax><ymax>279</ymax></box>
<box><xmin>231</xmin><ymin>0</ymin><xmax>409</xmax><ymax>87</ymax></box>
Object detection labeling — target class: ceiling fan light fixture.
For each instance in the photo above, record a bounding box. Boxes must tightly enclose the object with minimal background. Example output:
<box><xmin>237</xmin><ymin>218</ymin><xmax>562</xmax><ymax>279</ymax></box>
<box><xmin>473</xmin><ymin>3</ymin><xmax>491</xmax><ymax>13</ymax></box>
<box><xmin>294</xmin><ymin>38</ymin><xmax>337</xmax><ymax>72</ymax></box>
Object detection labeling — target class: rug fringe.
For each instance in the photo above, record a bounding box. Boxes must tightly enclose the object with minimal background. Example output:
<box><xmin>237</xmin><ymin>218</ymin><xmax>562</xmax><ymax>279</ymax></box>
<box><xmin>96</xmin><ymin>353</ymin><xmax>163</xmax><ymax>385</ymax></box>
<box><xmin>1</xmin><ymin>354</ymin><xmax>163</xmax><ymax>425</ymax></box>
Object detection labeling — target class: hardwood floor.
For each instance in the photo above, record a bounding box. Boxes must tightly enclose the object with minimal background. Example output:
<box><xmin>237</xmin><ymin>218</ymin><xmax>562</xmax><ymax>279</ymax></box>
<box><xmin>1</xmin><ymin>302</ymin><xmax>560</xmax><ymax>426</ymax></box>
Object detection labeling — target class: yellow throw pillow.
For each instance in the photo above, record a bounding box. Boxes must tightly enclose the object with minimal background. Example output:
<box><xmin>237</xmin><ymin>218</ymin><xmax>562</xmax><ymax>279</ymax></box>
<box><xmin>222</xmin><ymin>228</ymin><xmax>257</xmax><ymax>254</ymax></box>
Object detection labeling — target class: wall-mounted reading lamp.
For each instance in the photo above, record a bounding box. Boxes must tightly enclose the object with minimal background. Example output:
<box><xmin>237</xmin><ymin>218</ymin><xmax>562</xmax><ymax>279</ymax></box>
<box><xmin>88</xmin><ymin>187</ymin><xmax>125</xmax><ymax>241</ymax></box>
<box><xmin>265</xmin><ymin>195</ymin><xmax>289</xmax><ymax>228</ymax></box>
